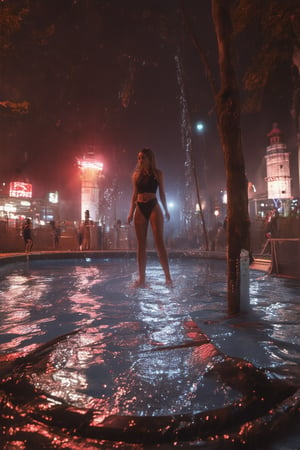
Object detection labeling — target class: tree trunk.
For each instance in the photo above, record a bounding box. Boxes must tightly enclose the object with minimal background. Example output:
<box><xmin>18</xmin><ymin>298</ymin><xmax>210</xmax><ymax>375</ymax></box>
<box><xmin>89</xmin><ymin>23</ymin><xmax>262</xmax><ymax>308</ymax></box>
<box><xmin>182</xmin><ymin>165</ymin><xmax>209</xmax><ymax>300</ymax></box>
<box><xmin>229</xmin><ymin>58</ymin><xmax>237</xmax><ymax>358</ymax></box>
<box><xmin>212</xmin><ymin>0</ymin><xmax>251</xmax><ymax>314</ymax></box>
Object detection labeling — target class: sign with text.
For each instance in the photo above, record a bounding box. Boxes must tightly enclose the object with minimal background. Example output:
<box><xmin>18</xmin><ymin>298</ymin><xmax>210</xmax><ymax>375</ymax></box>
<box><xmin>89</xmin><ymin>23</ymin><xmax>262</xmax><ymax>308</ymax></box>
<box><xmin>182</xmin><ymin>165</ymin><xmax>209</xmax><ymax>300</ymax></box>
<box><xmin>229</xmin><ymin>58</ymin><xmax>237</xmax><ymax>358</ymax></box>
<box><xmin>9</xmin><ymin>181</ymin><xmax>32</xmax><ymax>198</ymax></box>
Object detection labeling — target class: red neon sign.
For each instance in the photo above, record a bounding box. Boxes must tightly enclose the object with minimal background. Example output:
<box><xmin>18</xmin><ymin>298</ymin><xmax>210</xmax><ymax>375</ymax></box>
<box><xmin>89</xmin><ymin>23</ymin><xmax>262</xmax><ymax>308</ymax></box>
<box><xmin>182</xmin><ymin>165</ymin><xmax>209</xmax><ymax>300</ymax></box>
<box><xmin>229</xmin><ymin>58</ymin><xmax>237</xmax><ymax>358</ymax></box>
<box><xmin>9</xmin><ymin>181</ymin><xmax>32</xmax><ymax>198</ymax></box>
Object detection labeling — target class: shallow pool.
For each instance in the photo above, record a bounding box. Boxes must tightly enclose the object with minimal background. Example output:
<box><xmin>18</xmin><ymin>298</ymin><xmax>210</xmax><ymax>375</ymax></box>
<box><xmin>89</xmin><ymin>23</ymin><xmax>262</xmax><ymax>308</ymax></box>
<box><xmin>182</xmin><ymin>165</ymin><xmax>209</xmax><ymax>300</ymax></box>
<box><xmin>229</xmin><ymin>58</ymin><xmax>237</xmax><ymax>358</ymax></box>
<box><xmin>0</xmin><ymin>256</ymin><xmax>299</xmax><ymax>449</ymax></box>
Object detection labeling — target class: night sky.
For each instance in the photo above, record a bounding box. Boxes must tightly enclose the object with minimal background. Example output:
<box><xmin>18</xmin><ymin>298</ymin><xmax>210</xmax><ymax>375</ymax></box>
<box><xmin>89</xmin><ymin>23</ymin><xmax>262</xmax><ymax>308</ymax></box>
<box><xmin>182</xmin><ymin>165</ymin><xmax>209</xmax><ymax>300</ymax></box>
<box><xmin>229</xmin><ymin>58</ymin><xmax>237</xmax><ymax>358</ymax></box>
<box><xmin>0</xmin><ymin>0</ymin><xmax>297</xmax><ymax>213</ymax></box>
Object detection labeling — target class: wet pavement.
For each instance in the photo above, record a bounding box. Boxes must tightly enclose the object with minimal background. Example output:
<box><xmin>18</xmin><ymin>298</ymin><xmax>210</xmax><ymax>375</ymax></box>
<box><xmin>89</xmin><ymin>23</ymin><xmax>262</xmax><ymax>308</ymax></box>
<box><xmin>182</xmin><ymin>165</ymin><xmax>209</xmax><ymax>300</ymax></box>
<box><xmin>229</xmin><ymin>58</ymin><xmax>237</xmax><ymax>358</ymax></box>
<box><xmin>0</xmin><ymin>252</ymin><xmax>299</xmax><ymax>449</ymax></box>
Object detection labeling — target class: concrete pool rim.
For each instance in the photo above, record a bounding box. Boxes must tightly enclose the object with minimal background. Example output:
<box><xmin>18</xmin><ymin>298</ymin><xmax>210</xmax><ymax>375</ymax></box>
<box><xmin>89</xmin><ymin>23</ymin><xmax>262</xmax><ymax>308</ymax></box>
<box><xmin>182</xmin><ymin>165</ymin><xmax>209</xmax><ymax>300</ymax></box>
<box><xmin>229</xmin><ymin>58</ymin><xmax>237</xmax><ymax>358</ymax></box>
<box><xmin>0</xmin><ymin>249</ymin><xmax>272</xmax><ymax>277</ymax></box>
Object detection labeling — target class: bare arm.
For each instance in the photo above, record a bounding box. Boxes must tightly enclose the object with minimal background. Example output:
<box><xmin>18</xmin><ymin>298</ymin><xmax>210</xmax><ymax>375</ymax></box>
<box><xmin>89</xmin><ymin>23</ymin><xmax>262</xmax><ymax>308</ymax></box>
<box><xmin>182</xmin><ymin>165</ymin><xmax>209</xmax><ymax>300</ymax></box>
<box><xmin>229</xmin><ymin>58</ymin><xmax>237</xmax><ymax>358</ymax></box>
<box><xmin>127</xmin><ymin>174</ymin><xmax>138</xmax><ymax>224</ymax></box>
<box><xmin>157</xmin><ymin>170</ymin><xmax>170</xmax><ymax>221</ymax></box>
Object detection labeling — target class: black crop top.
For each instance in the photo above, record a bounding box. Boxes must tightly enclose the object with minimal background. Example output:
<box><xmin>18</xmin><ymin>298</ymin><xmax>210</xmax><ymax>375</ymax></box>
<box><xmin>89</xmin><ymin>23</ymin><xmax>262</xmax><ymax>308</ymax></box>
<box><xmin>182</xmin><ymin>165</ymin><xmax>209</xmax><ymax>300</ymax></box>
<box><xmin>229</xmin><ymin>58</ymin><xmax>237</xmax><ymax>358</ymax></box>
<box><xmin>136</xmin><ymin>172</ymin><xmax>158</xmax><ymax>194</ymax></box>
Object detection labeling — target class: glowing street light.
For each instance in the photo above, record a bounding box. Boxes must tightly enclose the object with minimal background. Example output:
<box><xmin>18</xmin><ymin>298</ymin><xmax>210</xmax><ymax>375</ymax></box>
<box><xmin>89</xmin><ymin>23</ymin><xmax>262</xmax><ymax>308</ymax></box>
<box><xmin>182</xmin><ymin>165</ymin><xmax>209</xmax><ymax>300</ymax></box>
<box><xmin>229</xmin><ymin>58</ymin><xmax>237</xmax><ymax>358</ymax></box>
<box><xmin>221</xmin><ymin>190</ymin><xmax>227</xmax><ymax>204</ymax></box>
<box><xmin>196</xmin><ymin>122</ymin><xmax>204</xmax><ymax>133</ymax></box>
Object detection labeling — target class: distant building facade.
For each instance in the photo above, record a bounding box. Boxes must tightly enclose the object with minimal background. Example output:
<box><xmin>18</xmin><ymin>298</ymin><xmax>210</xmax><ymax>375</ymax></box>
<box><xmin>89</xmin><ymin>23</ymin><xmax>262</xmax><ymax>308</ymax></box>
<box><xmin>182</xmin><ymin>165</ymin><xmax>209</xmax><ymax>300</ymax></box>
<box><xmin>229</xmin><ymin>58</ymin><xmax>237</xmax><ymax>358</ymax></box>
<box><xmin>0</xmin><ymin>179</ymin><xmax>60</xmax><ymax>226</ymax></box>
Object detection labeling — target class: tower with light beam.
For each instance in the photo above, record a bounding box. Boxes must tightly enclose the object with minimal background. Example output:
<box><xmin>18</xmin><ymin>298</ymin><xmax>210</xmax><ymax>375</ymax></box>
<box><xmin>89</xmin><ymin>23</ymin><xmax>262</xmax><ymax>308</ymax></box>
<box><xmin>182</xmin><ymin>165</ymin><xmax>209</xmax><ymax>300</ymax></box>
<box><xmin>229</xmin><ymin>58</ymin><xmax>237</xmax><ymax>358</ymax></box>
<box><xmin>77</xmin><ymin>152</ymin><xmax>104</xmax><ymax>223</ymax></box>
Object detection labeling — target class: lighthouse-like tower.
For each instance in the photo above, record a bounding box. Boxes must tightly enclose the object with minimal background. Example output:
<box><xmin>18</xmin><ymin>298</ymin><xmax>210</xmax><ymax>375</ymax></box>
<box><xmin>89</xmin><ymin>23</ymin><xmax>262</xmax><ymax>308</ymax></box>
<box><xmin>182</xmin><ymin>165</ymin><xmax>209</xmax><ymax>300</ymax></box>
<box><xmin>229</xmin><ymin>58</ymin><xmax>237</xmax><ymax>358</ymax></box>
<box><xmin>265</xmin><ymin>123</ymin><xmax>291</xmax><ymax>211</ymax></box>
<box><xmin>77</xmin><ymin>152</ymin><xmax>104</xmax><ymax>222</ymax></box>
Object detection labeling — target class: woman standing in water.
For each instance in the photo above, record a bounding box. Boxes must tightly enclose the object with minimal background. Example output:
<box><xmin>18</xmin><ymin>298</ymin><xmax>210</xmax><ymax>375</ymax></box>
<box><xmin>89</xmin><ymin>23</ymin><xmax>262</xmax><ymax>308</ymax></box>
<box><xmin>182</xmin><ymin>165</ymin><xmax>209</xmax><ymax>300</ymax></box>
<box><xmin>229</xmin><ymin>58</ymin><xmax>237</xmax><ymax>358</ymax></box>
<box><xmin>127</xmin><ymin>148</ymin><xmax>172</xmax><ymax>287</ymax></box>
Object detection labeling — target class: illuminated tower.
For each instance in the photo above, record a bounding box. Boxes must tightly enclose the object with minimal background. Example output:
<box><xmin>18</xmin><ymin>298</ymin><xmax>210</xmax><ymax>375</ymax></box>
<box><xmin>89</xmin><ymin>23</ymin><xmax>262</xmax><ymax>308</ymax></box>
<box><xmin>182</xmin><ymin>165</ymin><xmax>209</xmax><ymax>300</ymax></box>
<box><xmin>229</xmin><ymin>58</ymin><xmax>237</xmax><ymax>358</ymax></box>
<box><xmin>265</xmin><ymin>123</ymin><xmax>291</xmax><ymax>206</ymax></box>
<box><xmin>77</xmin><ymin>152</ymin><xmax>103</xmax><ymax>222</ymax></box>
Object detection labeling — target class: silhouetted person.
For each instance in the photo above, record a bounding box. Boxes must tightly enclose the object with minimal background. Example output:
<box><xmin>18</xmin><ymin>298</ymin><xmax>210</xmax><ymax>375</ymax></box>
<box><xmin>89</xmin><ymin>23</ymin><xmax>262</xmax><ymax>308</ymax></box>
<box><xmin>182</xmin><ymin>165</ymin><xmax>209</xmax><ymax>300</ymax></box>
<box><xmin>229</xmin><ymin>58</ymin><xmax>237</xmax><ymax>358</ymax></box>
<box><xmin>82</xmin><ymin>210</ymin><xmax>92</xmax><ymax>250</ymax></box>
<box><xmin>262</xmin><ymin>209</ymin><xmax>278</xmax><ymax>254</ymax></box>
<box><xmin>22</xmin><ymin>219</ymin><xmax>33</xmax><ymax>253</ymax></box>
<box><xmin>50</xmin><ymin>221</ymin><xmax>61</xmax><ymax>249</ymax></box>
<box><xmin>114</xmin><ymin>219</ymin><xmax>122</xmax><ymax>248</ymax></box>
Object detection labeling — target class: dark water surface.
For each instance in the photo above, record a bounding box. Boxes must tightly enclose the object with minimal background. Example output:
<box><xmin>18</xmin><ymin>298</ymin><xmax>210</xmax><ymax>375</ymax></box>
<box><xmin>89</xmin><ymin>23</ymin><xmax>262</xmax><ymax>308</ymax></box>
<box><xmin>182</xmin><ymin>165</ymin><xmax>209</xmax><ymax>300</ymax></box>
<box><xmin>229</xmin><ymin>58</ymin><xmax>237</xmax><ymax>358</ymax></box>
<box><xmin>0</xmin><ymin>256</ymin><xmax>299</xmax><ymax>449</ymax></box>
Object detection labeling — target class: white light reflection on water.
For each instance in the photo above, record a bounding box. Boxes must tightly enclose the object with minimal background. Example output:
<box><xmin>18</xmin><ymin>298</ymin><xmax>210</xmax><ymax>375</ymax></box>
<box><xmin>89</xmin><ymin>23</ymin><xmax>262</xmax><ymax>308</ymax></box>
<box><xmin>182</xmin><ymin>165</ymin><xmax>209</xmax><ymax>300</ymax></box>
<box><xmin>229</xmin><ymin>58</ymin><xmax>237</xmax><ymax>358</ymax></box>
<box><xmin>0</xmin><ymin>272</ymin><xmax>55</xmax><ymax>352</ymax></box>
<box><xmin>0</xmin><ymin>257</ymin><xmax>299</xmax><ymax>448</ymax></box>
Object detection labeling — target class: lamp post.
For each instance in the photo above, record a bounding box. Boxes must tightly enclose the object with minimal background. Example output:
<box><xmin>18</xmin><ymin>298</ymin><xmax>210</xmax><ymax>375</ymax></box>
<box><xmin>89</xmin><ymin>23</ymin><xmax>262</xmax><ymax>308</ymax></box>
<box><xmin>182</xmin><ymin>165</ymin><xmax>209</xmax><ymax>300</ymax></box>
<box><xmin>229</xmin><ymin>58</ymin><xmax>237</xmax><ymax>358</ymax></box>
<box><xmin>195</xmin><ymin>121</ymin><xmax>208</xmax><ymax>189</ymax></box>
<box><xmin>193</xmin><ymin>121</ymin><xmax>209</xmax><ymax>250</ymax></box>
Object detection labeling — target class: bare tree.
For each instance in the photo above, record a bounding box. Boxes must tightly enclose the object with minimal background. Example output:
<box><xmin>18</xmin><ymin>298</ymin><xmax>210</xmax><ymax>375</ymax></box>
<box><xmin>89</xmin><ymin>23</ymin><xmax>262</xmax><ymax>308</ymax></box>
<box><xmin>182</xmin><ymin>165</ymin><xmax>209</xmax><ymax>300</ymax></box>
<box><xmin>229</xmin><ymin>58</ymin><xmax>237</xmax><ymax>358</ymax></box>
<box><xmin>181</xmin><ymin>0</ymin><xmax>251</xmax><ymax>313</ymax></box>
<box><xmin>212</xmin><ymin>1</ymin><xmax>250</xmax><ymax>314</ymax></box>
<box><xmin>0</xmin><ymin>3</ymin><xmax>30</xmax><ymax>115</ymax></box>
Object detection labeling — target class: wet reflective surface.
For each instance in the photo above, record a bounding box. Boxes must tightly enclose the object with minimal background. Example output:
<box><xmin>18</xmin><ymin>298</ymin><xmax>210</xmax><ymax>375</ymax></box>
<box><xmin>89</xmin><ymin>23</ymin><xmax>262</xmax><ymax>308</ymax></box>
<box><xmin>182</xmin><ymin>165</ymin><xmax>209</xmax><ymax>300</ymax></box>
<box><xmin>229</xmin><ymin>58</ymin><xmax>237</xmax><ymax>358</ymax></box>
<box><xmin>0</xmin><ymin>256</ymin><xmax>299</xmax><ymax>449</ymax></box>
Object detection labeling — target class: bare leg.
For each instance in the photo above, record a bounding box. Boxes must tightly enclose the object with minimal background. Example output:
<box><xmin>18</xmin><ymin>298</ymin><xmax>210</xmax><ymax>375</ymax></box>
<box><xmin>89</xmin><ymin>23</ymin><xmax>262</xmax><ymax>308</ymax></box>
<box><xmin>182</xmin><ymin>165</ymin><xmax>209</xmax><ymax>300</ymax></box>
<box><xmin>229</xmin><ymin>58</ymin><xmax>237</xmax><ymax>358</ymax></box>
<box><xmin>134</xmin><ymin>207</ymin><xmax>148</xmax><ymax>286</ymax></box>
<box><xmin>150</xmin><ymin>205</ymin><xmax>172</xmax><ymax>285</ymax></box>
<box><xmin>25</xmin><ymin>239</ymin><xmax>32</xmax><ymax>253</ymax></box>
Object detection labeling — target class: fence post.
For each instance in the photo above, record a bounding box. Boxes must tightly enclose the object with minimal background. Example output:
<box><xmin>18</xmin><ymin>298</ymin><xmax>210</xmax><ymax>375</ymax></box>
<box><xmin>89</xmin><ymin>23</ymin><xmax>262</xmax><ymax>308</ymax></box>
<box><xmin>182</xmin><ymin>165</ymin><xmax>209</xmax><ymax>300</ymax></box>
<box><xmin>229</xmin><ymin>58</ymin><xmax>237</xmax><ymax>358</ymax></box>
<box><xmin>240</xmin><ymin>249</ymin><xmax>250</xmax><ymax>312</ymax></box>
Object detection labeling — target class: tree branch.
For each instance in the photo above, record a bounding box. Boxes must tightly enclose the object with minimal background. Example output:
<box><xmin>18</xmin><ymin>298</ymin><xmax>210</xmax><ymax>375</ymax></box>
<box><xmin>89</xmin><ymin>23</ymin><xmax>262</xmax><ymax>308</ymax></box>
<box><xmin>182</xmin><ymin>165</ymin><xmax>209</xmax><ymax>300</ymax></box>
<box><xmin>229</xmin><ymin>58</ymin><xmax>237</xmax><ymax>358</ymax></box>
<box><xmin>179</xmin><ymin>0</ymin><xmax>218</xmax><ymax>99</ymax></box>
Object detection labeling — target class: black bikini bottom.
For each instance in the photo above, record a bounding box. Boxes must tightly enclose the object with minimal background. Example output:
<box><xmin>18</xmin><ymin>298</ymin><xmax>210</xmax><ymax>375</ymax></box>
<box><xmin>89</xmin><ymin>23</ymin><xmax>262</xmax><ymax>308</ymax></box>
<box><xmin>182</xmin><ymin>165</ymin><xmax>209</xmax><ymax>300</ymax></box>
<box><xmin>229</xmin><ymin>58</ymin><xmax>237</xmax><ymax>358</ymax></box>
<box><xmin>137</xmin><ymin>198</ymin><xmax>158</xmax><ymax>220</ymax></box>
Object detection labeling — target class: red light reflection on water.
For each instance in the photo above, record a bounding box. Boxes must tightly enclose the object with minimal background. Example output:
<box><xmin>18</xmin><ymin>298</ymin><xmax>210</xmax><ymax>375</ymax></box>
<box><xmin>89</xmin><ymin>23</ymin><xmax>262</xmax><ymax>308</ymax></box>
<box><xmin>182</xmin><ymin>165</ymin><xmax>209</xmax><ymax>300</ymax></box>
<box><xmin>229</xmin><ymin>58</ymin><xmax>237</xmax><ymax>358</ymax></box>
<box><xmin>0</xmin><ymin>259</ymin><xmax>299</xmax><ymax>448</ymax></box>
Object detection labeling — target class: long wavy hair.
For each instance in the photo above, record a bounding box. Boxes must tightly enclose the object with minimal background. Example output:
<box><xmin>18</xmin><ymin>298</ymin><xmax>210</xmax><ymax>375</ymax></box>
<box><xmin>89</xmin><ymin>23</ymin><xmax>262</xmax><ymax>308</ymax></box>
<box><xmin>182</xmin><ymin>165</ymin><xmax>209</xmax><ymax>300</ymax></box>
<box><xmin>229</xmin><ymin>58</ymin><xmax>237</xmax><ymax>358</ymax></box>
<box><xmin>134</xmin><ymin>148</ymin><xmax>159</xmax><ymax>180</ymax></box>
